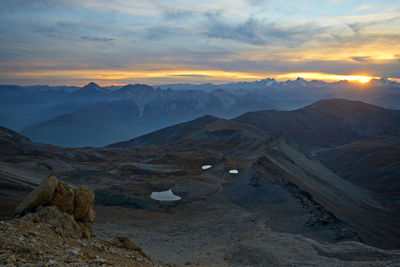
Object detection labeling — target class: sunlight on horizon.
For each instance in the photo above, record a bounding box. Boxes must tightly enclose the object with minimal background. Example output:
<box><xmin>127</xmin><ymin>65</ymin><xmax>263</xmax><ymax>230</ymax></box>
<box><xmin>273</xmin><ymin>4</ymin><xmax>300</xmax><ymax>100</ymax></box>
<box><xmin>277</xmin><ymin>72</ymin><xmax>377</xmax><ymax>84</ymax></box>
<box><xmin>3</xmin><ymin>69</ymin><xmax>389</xmax><ymax>86</ymax></box>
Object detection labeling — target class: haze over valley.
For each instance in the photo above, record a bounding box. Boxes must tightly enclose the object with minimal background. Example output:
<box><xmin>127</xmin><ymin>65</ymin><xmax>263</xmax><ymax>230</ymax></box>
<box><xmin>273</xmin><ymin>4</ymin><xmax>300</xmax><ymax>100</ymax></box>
<box><xmin>1</xmin><ymin>78</ymin><xmax>399</xmax><ymax>147</ymax></box>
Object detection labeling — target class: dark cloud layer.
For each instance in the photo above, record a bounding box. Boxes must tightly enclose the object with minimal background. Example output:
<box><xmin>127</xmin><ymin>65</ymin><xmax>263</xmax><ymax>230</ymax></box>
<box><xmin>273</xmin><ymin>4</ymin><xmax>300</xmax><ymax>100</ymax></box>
<box><xmin>0</xmin><ymin>0</ymin><xmax>400</xmax><ymax>84</ymax></box>
<box><xmin>204</xmin><ymin>17</ymin><xmax>328</xmax><ymax>46</ymax></box>
<box><xmin>80</xmin><ymin>36</ymin><xmax>114</xmax><ymax>42</ymax></box>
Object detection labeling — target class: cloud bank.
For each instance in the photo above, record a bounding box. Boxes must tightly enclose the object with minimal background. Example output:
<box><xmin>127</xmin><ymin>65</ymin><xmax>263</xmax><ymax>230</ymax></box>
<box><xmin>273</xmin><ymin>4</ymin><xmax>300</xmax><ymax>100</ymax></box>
<box><xmin>0</xmin><ymin>0</ymin><xmax>399</xmax><ymax>85</ymax></box>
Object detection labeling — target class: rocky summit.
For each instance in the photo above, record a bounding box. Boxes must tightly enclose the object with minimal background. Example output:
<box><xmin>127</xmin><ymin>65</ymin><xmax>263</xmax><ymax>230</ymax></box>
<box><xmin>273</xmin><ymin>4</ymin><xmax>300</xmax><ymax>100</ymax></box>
<box><xmin>0</xmin><ymin>176</ymin><xmax>167</xmax><ymax>266</ymax></box>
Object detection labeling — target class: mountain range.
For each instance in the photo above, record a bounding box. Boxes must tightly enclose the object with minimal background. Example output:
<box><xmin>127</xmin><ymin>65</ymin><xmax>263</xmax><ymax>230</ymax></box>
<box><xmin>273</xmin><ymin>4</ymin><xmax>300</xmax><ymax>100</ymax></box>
<box><xmin>0</xmin><ymin>78</ymin><xmax>399</xmax><ymax>147</ymax></box>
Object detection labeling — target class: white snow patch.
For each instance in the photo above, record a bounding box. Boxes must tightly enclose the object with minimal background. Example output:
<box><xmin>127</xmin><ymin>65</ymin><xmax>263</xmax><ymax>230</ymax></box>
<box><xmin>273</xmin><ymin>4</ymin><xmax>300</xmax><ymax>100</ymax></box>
<box><xmin>202</xmin><ymin>165</ymin><xmax>212</xmax><ymax>170</ymax></box>
<box><xmin>150</xmin><ymin>189</ymin><xmax>181</xmax><ymax>201</ymax></box>
<box><xmin>229</xmin><ymin>169</ymin><xmax>239</xmax><ymax>174</ymax></box>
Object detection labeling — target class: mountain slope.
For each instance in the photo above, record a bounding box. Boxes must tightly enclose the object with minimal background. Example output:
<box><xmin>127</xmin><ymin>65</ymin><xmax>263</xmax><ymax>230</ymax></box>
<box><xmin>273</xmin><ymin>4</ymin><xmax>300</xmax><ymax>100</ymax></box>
<box><xmin>233</xmin><ymin>99</ymin><xmax>400</xmax><ymax>150</ymax></box>
<box><xmin>112</xmin><ymin>99</ymin><xmax>400</xmax><ymax>151</ymax></box>
<box><xmin>317</xmin><ymin>132</ymin><xmax>400</xmax><ymax>202</ymax></box>
<box><xmin>248</xmin><ymin>133</ymin><xmax>400</xmax><ymax>249</ymax></box>
<box><xmin>110</xmin><ymin>115</ymin><xmax>265</xmax><ymax>151</ymax></box>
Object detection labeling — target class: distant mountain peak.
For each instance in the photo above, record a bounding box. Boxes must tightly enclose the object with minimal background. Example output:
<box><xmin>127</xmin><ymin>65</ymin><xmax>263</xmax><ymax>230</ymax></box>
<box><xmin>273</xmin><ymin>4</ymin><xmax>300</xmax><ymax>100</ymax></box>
<box><xmin>72</xmin><ymin>81</ymin><xmax>110</xmax><ymax>95</ymax></box>
<box><xmin>83</xmin><ymin>82</ymin><xmax>101</xmax><ymax>89</ymax></box>
<box><xmin>369</xmin><ymin>77</ymin><xmax>398</xmax><ymax>87</ymax></box>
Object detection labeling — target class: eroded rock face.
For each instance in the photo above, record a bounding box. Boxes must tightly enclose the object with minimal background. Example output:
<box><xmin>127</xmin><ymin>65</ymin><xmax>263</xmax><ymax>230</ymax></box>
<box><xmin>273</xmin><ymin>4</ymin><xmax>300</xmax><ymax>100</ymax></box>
<box><xmin>73</xmin><ymin>185</ymin><xmax>95</xmax><ymax>221</ymax></box>
<box><xmin>14</xmin><ymin>176</ymin><xmax>96</xmax><ymax>238</ymax></box>
<box><xmin>83</xmin><ymin>206</ymin><xmax>96</xmax><ymax>223</ymax></box>
<box><xmin>34</xmin><ymin>206</ymin><xmax>92</xmax><ymax>238</ymax></box>
<box><xmin>14</xmin><ymin>175</ymin><xmax>59</xmax><ymax>214</ymax></box>
<box><xmin>52</xmin><ymin>181</ymin><xmax>75</xmax><ymax>214</ymax></box>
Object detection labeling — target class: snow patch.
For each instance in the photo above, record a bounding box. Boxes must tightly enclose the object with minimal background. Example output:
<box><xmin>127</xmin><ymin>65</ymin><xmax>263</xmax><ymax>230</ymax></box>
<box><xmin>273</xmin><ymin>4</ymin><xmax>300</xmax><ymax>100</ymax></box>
<box><xmin>229</xmin><ymin>169</ymin><xmax>239</xmax><ymax>174</ymax></box>
<box><xmin>202</xmin><ymin>165</ymin><xmax>212</xmax><ymax>170</ymax></box>
<box><xmin>150</xmin><ymin>189</ymin><xmax>181</xmax><ymax>201</ymax></box>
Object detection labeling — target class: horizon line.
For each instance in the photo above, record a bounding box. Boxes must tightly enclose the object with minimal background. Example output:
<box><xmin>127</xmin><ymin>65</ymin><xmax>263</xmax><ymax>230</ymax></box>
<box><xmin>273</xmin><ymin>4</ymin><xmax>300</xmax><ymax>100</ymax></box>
<box><xmin>1</xmin><ymin>74</ymin><xmax>399</xmax><ymax>87</ymax></box>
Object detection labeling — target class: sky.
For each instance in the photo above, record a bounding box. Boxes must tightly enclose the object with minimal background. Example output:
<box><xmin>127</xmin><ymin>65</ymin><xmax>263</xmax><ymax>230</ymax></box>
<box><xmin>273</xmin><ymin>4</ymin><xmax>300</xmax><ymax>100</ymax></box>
<box><xmin>1</xmin><ymin>0</ymin><xmax>400</xmax><ymax>85</ymax></box>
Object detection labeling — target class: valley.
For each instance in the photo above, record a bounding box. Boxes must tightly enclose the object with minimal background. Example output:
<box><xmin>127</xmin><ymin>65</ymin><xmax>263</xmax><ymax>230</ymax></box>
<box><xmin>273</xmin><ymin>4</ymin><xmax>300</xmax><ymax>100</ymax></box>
<box><xmin>1</xmin><ymin>99</ymin><xmax>400</xmax><ymax>265</ymax></box>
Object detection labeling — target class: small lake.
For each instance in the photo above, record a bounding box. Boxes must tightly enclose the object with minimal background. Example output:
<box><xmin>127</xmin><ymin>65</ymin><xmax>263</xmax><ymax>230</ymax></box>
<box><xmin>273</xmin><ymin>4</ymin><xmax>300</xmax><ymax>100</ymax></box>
<box><xmin>150</xmin><ymin>189</ymin><xmax>181</xmax><ymax>201</ymax></box>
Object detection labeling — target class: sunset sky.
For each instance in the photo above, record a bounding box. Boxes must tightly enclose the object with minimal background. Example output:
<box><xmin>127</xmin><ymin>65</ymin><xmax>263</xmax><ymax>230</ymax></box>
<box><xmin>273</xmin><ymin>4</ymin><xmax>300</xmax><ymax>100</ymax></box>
<box><xmin>1</xmin><ymin>0</ymin><xmax>400</xmax><ymax>85</ymax></box>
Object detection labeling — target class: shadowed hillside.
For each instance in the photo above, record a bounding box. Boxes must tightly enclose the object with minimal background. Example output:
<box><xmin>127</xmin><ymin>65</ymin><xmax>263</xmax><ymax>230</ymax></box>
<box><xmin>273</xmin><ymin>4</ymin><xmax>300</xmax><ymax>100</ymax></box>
<box><xmin>317</xmin><ymin>132</ymin><xmax>400</xmax><ymax>203</ymax></box>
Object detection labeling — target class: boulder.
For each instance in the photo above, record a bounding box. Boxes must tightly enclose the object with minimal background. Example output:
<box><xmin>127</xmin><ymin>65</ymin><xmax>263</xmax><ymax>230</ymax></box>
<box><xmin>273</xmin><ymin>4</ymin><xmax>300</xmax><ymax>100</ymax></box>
<box><xmin>14</xmin><ymin>176</ymin><xmax>59</xmax><ymax>215</ymax></box>
<box><xmin>74</xmin><ymin>185</ymin><xmax>95</xmax><ymax>221</ymax></box>
<box><xmin>52</xmin><ymin>181</ymin><xmax>75</xmax><ymax>213</ymax></box>
<box><xmin>15</xmin><ymin>176</ymin><xmax>96</xmax><ymax>238</ymax></box>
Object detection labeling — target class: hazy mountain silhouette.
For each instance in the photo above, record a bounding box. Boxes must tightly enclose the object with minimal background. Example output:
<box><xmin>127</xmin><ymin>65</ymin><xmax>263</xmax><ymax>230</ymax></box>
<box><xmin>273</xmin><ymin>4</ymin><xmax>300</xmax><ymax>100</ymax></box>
<box><xmin>1</xmin><ymin>79</ymin><xmax>399</xmax><ymax>147</ymax></box>
<box><xmin>111</xmin><ymin>99</ymin><xmax>400</xmax><ymax>151</ymax></box>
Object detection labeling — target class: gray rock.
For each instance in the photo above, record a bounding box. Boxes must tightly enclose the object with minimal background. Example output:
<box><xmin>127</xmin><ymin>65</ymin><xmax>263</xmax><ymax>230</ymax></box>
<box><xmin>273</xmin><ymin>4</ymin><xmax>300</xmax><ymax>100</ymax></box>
<box><xmin>69</xmin><ymin>249</ymin><xmax>80</xmax><ymax>256</ymax></box>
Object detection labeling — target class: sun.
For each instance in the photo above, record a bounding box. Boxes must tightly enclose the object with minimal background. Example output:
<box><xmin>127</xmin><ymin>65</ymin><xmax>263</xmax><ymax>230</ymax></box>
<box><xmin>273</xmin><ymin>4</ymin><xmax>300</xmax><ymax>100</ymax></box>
<box><xmin>358</xmin><ymin>77</ymin><xmax>372</xmax><ymax>83</ymax></box>
<box><xmin>343</xmin><ymin>75</ymin><xmax>373</xmax><ymax>83</ymax></box>
<box><xmin>277</xmin><ymin>73</ymin><xmax>375</xmax><ymax>83</ymax></box>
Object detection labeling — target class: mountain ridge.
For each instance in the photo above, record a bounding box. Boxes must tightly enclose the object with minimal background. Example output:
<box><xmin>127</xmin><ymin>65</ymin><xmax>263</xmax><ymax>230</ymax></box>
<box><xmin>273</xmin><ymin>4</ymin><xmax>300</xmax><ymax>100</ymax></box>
<box><xmin>111</xmin><ymin>98</ymin><xmax>400</xmax><ymax>151</ymax></box>
<box><xmin>2</xmin><ymin>79</ymin><xmax>400</xmax><ymax>147</ymax></box>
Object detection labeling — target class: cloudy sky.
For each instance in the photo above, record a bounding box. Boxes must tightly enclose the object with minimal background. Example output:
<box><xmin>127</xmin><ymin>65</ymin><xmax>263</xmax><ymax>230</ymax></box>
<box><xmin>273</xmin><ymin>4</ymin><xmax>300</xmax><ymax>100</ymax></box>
<box><xmin>1</xmin><ymin>0</ymin><xmax>400</xmax><ymax>85</ymax></box>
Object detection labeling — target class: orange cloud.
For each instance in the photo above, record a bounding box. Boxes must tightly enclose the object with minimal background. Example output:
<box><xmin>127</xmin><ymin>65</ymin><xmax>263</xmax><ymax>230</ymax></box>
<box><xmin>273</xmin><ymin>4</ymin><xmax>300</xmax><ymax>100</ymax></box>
<box><xmin>2</xmin><ymin>69</ymin><xmax>390</xmax><ymax>85</ymax></box>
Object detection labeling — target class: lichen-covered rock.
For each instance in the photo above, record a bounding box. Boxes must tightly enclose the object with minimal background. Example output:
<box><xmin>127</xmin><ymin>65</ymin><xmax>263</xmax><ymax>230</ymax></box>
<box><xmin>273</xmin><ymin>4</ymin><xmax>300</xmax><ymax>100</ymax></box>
<box><xmin>34</xmin><ymin>206</ymin><xmax>92</xmax><ymax>239</ymax></box>
<box><xmin>15</xmin><ymin>176</ymin><xmax>96</xmax><ymax>223</ymax></box>
<box><xmin>14</xmin><ymin>175</ymin><xmax>59</xmax><ymax>215</ymax></box>
<box><xmin>13</xmin><ymin>175</ymin><xmax>97</xmax><ymax>239</ymax></box>
<box><xmin>82</xmin><ymin>206</ymin><xmax>96</xmax><ymax>223</ymax></box>
<box><xmin>14</xmin><ymin>176</ymin><xmax>96</xmax><ymax>239</ymax></box>
<box><xmin>51</xmin><ymin>181</ymin><xmax>75</xmax><ymax>213</ymax></box>
<box><xmin>74</xmin><ymin>185</ymin><xmax>95</xmax><ymax>221</ymax></box>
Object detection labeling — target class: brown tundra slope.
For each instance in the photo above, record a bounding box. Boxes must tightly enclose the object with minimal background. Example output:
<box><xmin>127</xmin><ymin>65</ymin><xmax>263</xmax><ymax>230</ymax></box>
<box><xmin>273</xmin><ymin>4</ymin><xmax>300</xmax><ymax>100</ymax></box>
<box><xmin>317</xmin><ymin>132</ymin><xmax>400</xmax><ymax>202</ymax></box>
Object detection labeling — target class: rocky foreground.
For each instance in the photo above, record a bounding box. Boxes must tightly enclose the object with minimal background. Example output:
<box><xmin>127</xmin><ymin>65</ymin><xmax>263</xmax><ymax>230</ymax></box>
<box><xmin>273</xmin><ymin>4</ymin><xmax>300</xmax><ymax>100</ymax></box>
<box><xmin>0</xmin><ymin>176</ymin><xmax>168</xmax><ymax>266</ymax></box>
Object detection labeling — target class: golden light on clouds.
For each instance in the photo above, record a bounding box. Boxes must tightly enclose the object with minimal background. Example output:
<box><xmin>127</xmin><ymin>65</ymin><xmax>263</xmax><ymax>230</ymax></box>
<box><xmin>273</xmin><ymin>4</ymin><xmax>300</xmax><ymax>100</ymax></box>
<box><xmin>4</xmin><ymin>69</ymin><xmax>264</xmax><ymax>83</ymax></box>
<box><xmin>2</xmin><ymin>69</ymin><xmax>390</xmax><ymax>85</ymax></box>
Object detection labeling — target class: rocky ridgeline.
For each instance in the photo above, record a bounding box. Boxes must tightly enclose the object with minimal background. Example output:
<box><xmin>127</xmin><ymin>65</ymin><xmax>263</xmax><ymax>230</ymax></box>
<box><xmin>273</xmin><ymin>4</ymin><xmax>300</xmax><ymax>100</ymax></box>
<box><xmin>0</xmin><ymin>176</ymin><xmax>167</xmax><ymax>266</ymax></box>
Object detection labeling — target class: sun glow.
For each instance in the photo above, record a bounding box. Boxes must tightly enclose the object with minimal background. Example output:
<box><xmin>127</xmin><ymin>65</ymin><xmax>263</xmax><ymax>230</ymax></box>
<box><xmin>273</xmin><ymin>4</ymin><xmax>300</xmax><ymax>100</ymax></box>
<box><xmin>2</xmin><ymin>69</ymin><xmax>386</xmax><ymax>85</ymax></box>
<box><xmin>277</xmin><ymin>72</ymin><xmax>376</xmax><ymax>83</ymax></box>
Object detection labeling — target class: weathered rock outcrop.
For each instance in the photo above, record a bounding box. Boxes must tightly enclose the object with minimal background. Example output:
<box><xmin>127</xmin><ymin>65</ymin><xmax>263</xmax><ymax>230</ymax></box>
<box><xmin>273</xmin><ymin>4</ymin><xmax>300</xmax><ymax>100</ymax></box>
<box><xmin>14</xmin><ymin>175</ymin><xmax>96</xmax><ymax>238</ymax></box>
<box><xmin>14</xmin><ymin>175</ymin><xmax>59</xmax><ymax>215</ymax></box>
<box><xmin>24</xmin><ymin>206</ymin><xmax>92</xmax><ymax>239</ymax></box>
<box><xmin>74</xmin><ymin>185</ymin><xmax>95</xmax><ymax>222</ymax></box>
<box><xmin>0</xmin><ymin>176</ymin><xmax>162</xmax><ymax>265</ymax></box>
<box><xmin>15</xmin><ymin>175</ymin><xmax>96</xmax><ymax>223</ymax></box>
<box><xmin>52</xmin><ymin>180</ymin><xmax>75</xmax><ymax>214</ymax></box>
